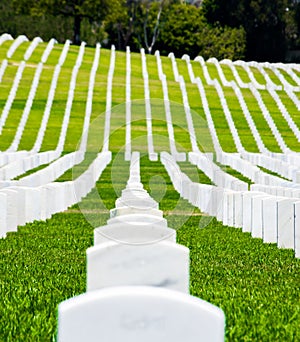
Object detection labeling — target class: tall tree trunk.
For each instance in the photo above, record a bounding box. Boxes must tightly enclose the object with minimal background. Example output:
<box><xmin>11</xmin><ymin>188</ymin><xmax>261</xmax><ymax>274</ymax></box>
<box><xmin>73</xmin><ymin>15</ymin><xmax>82</xmax><ymax>45</ymax></box>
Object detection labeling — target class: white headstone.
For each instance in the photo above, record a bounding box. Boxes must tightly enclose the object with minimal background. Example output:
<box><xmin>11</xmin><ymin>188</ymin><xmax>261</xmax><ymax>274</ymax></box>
<box><xmin>107</xmin><ymin>214</ymin><xmax>168</xmax><ymax>227</ymax></box>
<box><xmin>57</xmin><ymin>286</ymin><xmax>225</xmax><ymax>342</ymax></box>
<box><xmin>110</xmin><ymin>206</ymin><xmax>163</xmax><ymax>218</ymax></box>
<box><xmin>62</xmin><ymin>181</ymin><xmax>77</xmax><ymax>208</ymax></box>
<box><xmin>262</xmin><ymin>196</ymin><xmax>278</xmax><ymax>243</ymax></box>
<box><xmin>222</xmin><ymin>191</ymin><xmax>234</xmax><ymax>226</ymax></box>
<box><xmin>277</xmin><ymin>198</ymin><xmax>294</xmax><ymax>249</ymax></box>
<box><xmin>94</xmin><ymin>223</ymin><xmax>176</xmax><ymax>245</ymax></box>
<box><xmin>25</xmin><ymin>188</ymin><xmax>42</xmax><ymax>223</ymax></box>
<box><xmin>251</xmin><ymin>195</ymin><xmax>269</xmax><ymax>239</ymax></box>
<box><xmin>41</xmin><ymin>185</ymin><xmax>55</xmax><ymax>220</ymax></box>
<box><xmin>125</xmin><ymin>182</ymin><xmax>144</xmax><ymax>190</ymax></box>
<box><xmin>188</xmin><ymin>183</ymin><xmax>199</xmax><ymax>207</ymax></box>
<box><xmin>0</xmin><ymin>192</ymin><xmax>7</xmax><ymax>238</ymax></box>
<box><xmin>115</xmin><ymin>197</ymin><xmax>159</xmax><ymax>210</ymax></box>
<box><xmin>234</xmin><ymin>192</ymin><xmax>243</xmax><ymax>228</ymax></box>
<box><xmin>242</xmin><ymin>192</ymin><xmax>263</xmax><ymax>233</ymax></box>
<box><xmin>86</xmin><ymin>241</ymin><xmax>189</xmax><ymax>293</ymax></box>
<box><xmin>1</xmin><ymin>189</ymin><xmax>18</xmax><ymax>231</ymax></box>
<box><xmin>294</xmin><ymin>201</ymin><xmax>300</xmax><ymax>258</ymax></box>
<box><xmin>9</xmin><ymin>186</ymin><xmax>26</xmax><ymax>227</ymax></box>
<box><xmin>214</xmin><ymin>187</ymin><xmax>224</xmax><ymax>221</ymax></box>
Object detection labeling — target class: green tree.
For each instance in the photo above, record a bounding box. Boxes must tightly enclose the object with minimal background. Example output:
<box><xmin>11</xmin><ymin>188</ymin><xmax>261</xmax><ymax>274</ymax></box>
<box><xmin>12</xmin><ymin>0</ymin><xmax>113</xmax><ymax>45</ymax></box>
<box><xmin>200</xmin><ymin>25</ymin><xmax>246</xmax><ymax>60</ymax></box>
<box><xmin>156</xmin><ymin>4</ymin><xmax>205</xmax><ymax>58</ymax></box>
<box><xmin>105</xmin><ymin>0</ymin><xmax>177</xmax><ymax>52</ymax></box>
<box><xmin>202</xmin><ymin>0</ymin><xmax>290</xmax><ymax>61</ymax></box>
<box><xmin>156</xmin><ymin>4</ymin><xmax>246</xmax><ymax>60</ymax></box>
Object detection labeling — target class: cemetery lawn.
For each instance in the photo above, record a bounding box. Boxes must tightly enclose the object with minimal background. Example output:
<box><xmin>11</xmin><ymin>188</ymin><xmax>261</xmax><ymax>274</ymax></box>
<box><xmin>0</xmin><ymin>154</ymin><xmax>299</xmax><ymax>341</ymax></box>
<box><xmin>0</xmin><ymin>43</ymin><xmax>300</xmax><ymax>341</ymax></box>
<box><xmin>140</xmin><ymin>157</ymin><xmax>300</xmax><ymax>342</ymax></box>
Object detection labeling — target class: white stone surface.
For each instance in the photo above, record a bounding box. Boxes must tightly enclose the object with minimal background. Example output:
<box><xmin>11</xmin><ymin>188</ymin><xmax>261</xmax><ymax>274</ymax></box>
<box><xmin>222</xmin><ymin>191</ymin><xmax>229</xmax><ymax>226</ymax></box>
<box><xmin>188</xmin><ymin>183</ymin><xmax>199</xmax><ymax>207</ymax></box>
<box><xmin>94</xmin><ymin>223</ymin><xmax>176</xmax><ymax>245</ymax></box>
<box><xmin>227</xmin><ymin>191</ymin><xmax>235</xmax><ymax>227</ymax></box>
<box><xmin>214</xmin><ymin>187</ymin><xmax>224</xmax><ymax>221</ymax></box>
<box><xmin>234</xmin><ymin>191</ymin><xmax>243</xmax><ymax>228</ymax></box>
<box><xmin>277</xmin><ymin>198</ymin><xmax>294</xmax><ymax>249</ymax></box>
<box><xmin>251</xmin><ymin>195</ymin><xmax>269</xmax><ymax>239</ymax></box>
<box><xmin>57</xmin><ymin>286</ymin><xmax>225</xmax><ymax>342</ymax></box>
<box><xmin>25</xmin><ymin>188</ymin><xmax>41</xmax><ymax>223</ymax></box>
<box><xmin>222</xmin><ymin>190</ymin><xmax>235</xmax><ymax>226</ymax></box>
<box><xmin>1</xmin><ymin>189</ymin><xmax>18</xmax><ymax>231</ymax></box>
<box><xmin>125</xmin><ymin>182</ymin><xmax>144</xmax><ymax>190</ymax></box>
<box><xmin>9</xmin><ymin>186</ymin><xmax>26</xmax><ymax>227</ymax></box>
<box><xmin>110</xmin><ymin>206</ymin><xmax>163</xmax><ymax>218</ymax></box>
<box><xmin>262</xmin><ymin>197</ymin><xmax>278</xmax><ymax>243</ymax></box>
<box><xmin>242</xmin><ymin>192</ymin><xmax>263</xmax><ymax>233</ymax></box>
<box><xmin>107</xmin><ymin>214</ymin><xmax>168</xmax><ymax>227</ymax></box>
<box><xmin>120</xmin><ymin>188</ymin><xmax>148</xmax><ymax>199</ymax></box>
<box><xmin>41</xmin><ymin>185</ymin><xmax>55</xmax><ymax>220</ymax></box>
<box><xmin>294</xmin><ymin>201</ymin><xmax>300</xmax><ymax>258</ymax></box>
<box><xmin>0</xmin><ymin>192</ymin><xmax>7</xmax><ymax>238</ymax></box>
<box><xmin>86</xmin><ymin>241</ymin><xmax>189</xmax><ymax>293</ymax></box>
<box><xmin>115</xmin><ymin>197</ymin><xmax>159</xmax><ymax>210</ymax></box>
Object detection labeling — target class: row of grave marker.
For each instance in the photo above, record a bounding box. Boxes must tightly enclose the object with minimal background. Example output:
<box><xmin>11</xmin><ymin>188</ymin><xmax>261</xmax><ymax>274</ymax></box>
<box><xmin>57</xmin><ymin>151</ymin><xmax>226</xmax><ymax>341</ymax></box>
<box><xmin>2</xmin><ymin>33</ymin><xmax>300</xmax><ymax>165</ymax></box>
<box><xmin>183</xmin><ymin>53</ymin><xmax>300</xmax><ymax>164</ymax></box>
<box><xmin>0</xmin><ymin>40</ymin><xmax>102</xmax><ymax>186</ymax></box>
<box><xmin>162</xmin><ymin>52</ymin><xmax>300</xmax><ymax>194</ymax></box>
<box><xmin>0</xmin><ymin>152</ymin><xmax>111</xmax><ymax>237</ymax></box>
<box><xmin>2</xmin><ymin>33</ymin><xmax>300</xmax><ymax>179</ymax></box>
<box><xmin>175</xmin><ymin>53</ymin><xmax>300</xmax><ymax>193</ymax></box>
<box><xmin>0</xmin><ymin>35</ymin><xmax>299</xmax><ymax>338</ymax></box>
<box><xmin>162</xmin><ymin>151</ymin><xmax>300</xmax><ymax>258</ymax></box>
<box><xmin>1</xmin><ymin>35</ymin><xmax>300</xmax><ymax>261</ymax></box>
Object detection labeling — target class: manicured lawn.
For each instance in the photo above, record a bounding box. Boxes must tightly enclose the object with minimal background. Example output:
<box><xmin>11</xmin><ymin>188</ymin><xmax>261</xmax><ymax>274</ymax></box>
<box><xmin>0</xmin><ymin>40</ymin><xmax>299</xmax><ymax>341</ymax></box>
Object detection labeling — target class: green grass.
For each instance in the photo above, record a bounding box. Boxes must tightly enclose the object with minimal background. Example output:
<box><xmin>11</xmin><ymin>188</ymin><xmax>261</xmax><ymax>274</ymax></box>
<box><xmin>204</xmin><ymin>85</ymin><xmax>237</xmax><ymax>152</ymax></box>
<box><xmin>221</xmin><ymin>87</ymin><xmax>259</xmax><ymax>153</ymax></box>
<box><xmin>178</xmin><ymin>161</ymin><xmax>213</xmax><ymax>184</ymax></box>
<box><xmin>214</xmin><ymin>160</ymin><xmax>253</xmax><ymax>186</ymax></box>
<box><xmin>277</xmin><ymin>68</ymin><xmax>298</xmax><ymax>86</ymax></box>
<box><xmin>230</xmin><ymin>65</ymin><xmax>252</xmax><ymax>84</ymax></box>
<box><xmin>141</xmin><ymin>157</ymin><xmax>300</xmax><ymax>342</ymax></box>
<box><xmin>260</xmin><ymin>90</ymin><xmax>300</xmax><ymax>151</ymax></box>
<box><xmin>0</xmin><ymin>156</ymin><xmax>299</xmax><ymax>341</ymax></box>
<box><xmin>0</xmin><ymin>40</ymin><xmax>300</xmax><ymax>342</ymax></box>
<box><xmin>239</xmin><ymin>89</ymin><xmax>282</xmax><ymax>153</ymax></box>
<box><xmin>258</xmin><ymin>166</ymin><xmax>291</xmax><ymax>182</ymax></box>
<box><xmin>0</xmin><ymin>214</ymin><xmax>91</xmax><ymax>341</ymax></box>
<box><xmin>263</xmin><ymin>67</ymin><xmax>282</xmax><ymax>86</ymax></box>
<box><xmin>179</xmin><ymin>217</ymin><xmax>300</xmax><ymax>341</ymax></box>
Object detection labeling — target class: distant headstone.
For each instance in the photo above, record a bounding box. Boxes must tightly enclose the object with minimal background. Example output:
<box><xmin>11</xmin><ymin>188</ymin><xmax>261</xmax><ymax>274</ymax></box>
<box><xmin>110</xmin><ymin>206</ymin><xmax>163</xmax><ymax>218</ymax></box>
<box><xmin>277</xmin><ymin>198</ymin><xmax>294</xmax><ymax>249</ymax></box>
<box><xmin>115</xmin><ymin>197</ymin><xmax>159</xmax><ymax>210</ymax></box>
<box><xmin>234</xmin><ymin>191</ymin><xmax>243</xmax><ymax>228</ymax></box>
<box><xmin>0</xmin><ymin>192</ymin><xmax>7</xmax><ymax>238</ymax></box>
<box><xmin>294</xmin><ymin>201</ymin><xmax>300</xmax><ymax>258</ymax></box>
<box><xmin>9</xmin><ymin>186</ymin><xmax>26</xmax><ymax>226</ymax></box>
<box><xmin>1</xmin><ymin>189</ymin><xmax>18</xmax><ymax>231</ymax></box>
<box><xmin>94</xmin><ymin>222</ymin><xmax>176</xmax><ymax>245</ymax></box>
<box><xmin>262</xmin><ymin>197</ymin><xmax>278</xmax><ymax>243</ymax></box>
<box><xmin>107</xmin><ymin>214</ymin><xmax>168</xmax><ymax>227</ymax></box>
<box><xmin>251</xmin><ymin>194</ymin><xmax>269</xmax><ymax>239</ymax></box>
<box><xmin>25</xmin><ymin>188</ymin><xmax>41</xmax><ymax>223</ymax></box>
<box><xmin>242</xmin><ymin>192</ymin><xmax>263</xmax><ymax>233</ymax></box>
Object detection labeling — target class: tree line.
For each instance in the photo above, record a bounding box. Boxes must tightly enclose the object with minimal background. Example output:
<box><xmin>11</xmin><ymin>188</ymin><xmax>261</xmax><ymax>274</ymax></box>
<box><xmin>0</xmin><ymin>0</ymin><xmax>300</xmax><ymax>62</ymax></box>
